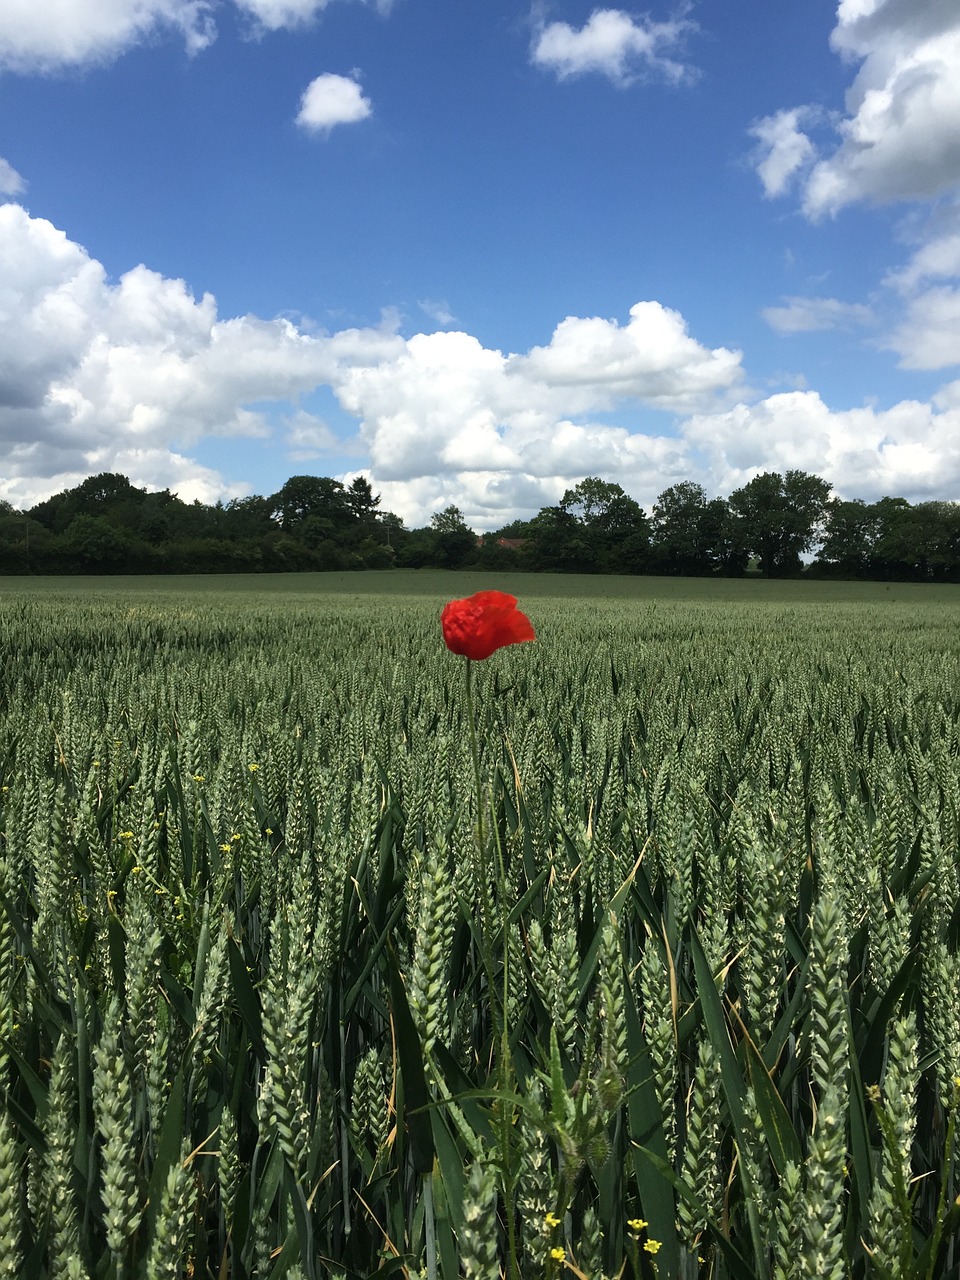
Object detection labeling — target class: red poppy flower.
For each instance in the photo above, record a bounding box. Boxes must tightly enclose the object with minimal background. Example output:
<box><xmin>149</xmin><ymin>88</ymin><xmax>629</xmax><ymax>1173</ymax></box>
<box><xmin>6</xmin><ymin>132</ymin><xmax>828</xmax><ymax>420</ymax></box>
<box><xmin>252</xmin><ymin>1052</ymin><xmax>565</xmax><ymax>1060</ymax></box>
<box><xmin>441</xmin><ymin>590</ymin><xmax>536</xmax><ymax>661</ymax></box>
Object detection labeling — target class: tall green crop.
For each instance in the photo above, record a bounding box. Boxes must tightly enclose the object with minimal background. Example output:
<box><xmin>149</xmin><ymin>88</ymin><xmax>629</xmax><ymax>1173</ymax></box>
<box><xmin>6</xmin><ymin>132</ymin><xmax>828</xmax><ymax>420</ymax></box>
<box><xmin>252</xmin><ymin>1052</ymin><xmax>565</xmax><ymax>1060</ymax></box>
<box><xmin>0</xmin><ymin>586</ymin><xmax>958</xmax><ymax>1277</ymax></box>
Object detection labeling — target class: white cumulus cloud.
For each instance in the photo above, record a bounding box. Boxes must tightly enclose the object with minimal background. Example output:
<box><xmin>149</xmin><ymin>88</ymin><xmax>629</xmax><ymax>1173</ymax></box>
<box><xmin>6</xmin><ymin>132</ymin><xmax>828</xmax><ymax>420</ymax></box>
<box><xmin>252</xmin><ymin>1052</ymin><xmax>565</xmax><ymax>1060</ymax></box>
<box><xmin>752</xmin><ymin>5</ymin><xmax>960</xmax><ymax>375</ymax></box>
<box><xmin>885</xmin><ymin>227</ymin><xmax>960</xmax><ymax>294</ymax></box>
<box><xmin>0</xmin><ymin>202</ymin><xmax>393</xmax><ymax>506</ymax></box>
<box><xmin>878</xmin><ymin>205</ymin><xmax>960</xmax><ymax>369</ymax></box>
<box><xmin>531</xmin><ymin>8</ymin><xmax>695</xmax><ymax>86</ymax></box>
<box><xmin>512</xmin><ymin>302</ymin><xmax>743</xmax><ymax>411</ymax></box>
<box><xmin>234</xmin><ymin>0</ymin><xmax>393</xmax><ymax>29</ymax></box>
<box><xmin>7</xmin><ymin>201</ymin><xmax>960</xmax><ymax>527</ymax></box>
<box><xmin>762</xmin><ymin>295</ymin><xmax>875</xmax><ymax>333</ymax></box>
<box><xmin>683</xmin><ymin>388</ymin><xmax>960</xmax><ymax>503</ymax></box>
<box><xmin>753</xmin><ymin>1</ymin><xmax>960</xmax><ymax>219</ymax></box>
<box><xmin>0</xmin><ymin>0</ymin><xmax>394</xmax><ymax>73</ymax></box>
<box><xmin>0</xmin><ymin>157</ymin><xmax>26</xmax><ymax>196</ymax></box>
<box><xmin>233</xmin><ymin>0</ymin><xmax>329</xmax><ymax>30</ymax></box>
<box><xmin>418</xmin><ymin>298</ymin><xmax>456</xmax><ymax>327</ymax></box>
<box><xmin>295</xmin><ymin>73</ymin><xmax>372</xmax><ymax>134</ymax></box>
<box><xmin>0</xmin><ymin>0</ymin><xmax>216</xmax><ymax>72</ymax></box>
<box><xmin>328</xmin><ymin>302</ymin><xmax>742</xmax><ymax>523</ymax></box>
<box><xmin>0</xmin><ymin>204</ymin><xmax>747</xmax><ymax>523</ymax></box>
<box><xmin>749</xmin><ymin>108</ymin><xmax>818</xmax><ymax>199</ymax></box>
<box><xmin>882</xmin><ymin>286</ymin><xmax>960</xmax><ymax>370</ymax></box>
<box><xmin>284</xmin><ymin>410</ymin><xmax>346</xmax><ymax>460</ymax></box>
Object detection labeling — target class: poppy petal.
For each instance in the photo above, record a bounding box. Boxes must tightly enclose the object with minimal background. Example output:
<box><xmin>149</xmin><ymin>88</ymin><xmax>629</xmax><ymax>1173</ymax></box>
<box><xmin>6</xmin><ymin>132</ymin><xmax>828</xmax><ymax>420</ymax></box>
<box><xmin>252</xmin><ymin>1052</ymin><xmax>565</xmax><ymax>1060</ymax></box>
<box><xmin>441</xmin><ymin>590</ymin><xmax>535</xmax><ymax>660</ymax></box>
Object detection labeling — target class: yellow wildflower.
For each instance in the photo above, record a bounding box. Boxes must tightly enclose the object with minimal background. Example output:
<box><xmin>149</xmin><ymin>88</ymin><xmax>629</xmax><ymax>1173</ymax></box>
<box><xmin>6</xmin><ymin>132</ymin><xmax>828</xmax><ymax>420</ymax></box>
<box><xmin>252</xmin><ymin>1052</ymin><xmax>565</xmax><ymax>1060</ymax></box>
<box><xmin>550</xmin><ymin>1247</ymin><xmax>565</xmax><ymax>1261</ymax></box>
<box><xmin>544</xmin><ymin>1212</ymin><xmax>561</xmax><ymax>1230</ymax></box>
<box><xmin>643</xmin><ymin>1240</ymin><xmax>662</xmax><ymax>1256</ymax></box>
<box><xmin>627</xmin><ymin>1218</ymin><xmax>648</xmax><ymax>1233</ymax></box>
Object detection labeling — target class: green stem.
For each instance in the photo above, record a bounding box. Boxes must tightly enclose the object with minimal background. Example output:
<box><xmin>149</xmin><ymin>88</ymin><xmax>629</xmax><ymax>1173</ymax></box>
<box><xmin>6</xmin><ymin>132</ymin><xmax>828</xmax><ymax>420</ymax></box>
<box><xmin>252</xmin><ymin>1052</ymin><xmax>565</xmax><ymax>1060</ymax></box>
<box><xmin>424</xmin><ymin>1172</ymin><xmax>437</xmax><ymax>1280</ymax></box>
<box><xmin>924</xmin><ymin>1089</ymin><xmax>959</xmax><ymax>1280</ymax></box>
<box><xmin>463</xmin><ymin>658</ymin><xmax>520</xmax><ymax>1280</ymax></box>
<box><xmin>464</xmin><ymin>658</ymin><xmax>485</xmax><ymax>859</ymax></box>
<box><xmin>464</xmin><ymin>660</ymin><xmax>494</xmax><ymax>972</ymax></box>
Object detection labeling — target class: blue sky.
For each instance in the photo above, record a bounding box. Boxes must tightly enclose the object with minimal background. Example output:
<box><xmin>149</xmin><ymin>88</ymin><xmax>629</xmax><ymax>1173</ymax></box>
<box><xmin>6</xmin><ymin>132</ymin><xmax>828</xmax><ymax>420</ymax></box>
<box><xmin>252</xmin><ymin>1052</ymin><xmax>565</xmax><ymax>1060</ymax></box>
<box><xmin>2</xmin><ymin>0</ymin><xmax>960</xmax><ymax>528</ymax></box>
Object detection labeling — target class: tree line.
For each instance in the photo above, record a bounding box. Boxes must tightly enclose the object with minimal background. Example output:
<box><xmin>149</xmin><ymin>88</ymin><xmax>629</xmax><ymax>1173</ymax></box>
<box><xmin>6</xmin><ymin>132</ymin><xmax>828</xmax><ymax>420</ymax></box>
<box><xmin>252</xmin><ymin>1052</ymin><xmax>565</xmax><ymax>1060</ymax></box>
<box><xmin>1</xmin><ymin>468</ymin><xmax>959</xmax><ymax>581</ymax></box>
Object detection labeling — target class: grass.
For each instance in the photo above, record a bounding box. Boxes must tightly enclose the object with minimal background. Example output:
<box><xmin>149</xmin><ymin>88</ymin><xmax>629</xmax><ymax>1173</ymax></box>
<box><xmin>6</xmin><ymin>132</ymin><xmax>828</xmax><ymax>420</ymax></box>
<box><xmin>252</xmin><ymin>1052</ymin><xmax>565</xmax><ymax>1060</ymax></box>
<box><xmin>3</xmin><ymin>567</ymin><xmax>960</xmax><ymax>605</ymax></box>
<box><xmin>1</xmin><ymin>573</ymin><xmax>959</xmax><ymax>1278</ymax></box>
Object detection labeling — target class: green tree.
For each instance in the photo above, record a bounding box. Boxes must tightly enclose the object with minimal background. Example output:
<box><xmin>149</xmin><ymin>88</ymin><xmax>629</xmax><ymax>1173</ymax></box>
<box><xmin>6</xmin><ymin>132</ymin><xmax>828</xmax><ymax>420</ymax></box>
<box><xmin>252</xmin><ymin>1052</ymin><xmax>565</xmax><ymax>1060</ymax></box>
<box><xmin>345</xmin><ymin>476</ymin><xmax>381</xmax><ymax>524</ymax></box>
<box><xmin>30</xmin><ymin>472</ymin><xmax>147</xmax><ymax>535</ymax></box>
<box><xmin>58</xmin><ymin>514</ymin><xmax>153</xmax><ymax>573</ymax></box>
<box><xmin>429</xmin><ymin>505</ymin><xmax>476</xmax><ymax>569</ymax></box>
<box><xmin>866</xmin><ymin>497</ymin><xmax>916</xmax><ymax>579</ymax></box>
<box><xmin>169</xmin><ymin>498</ymin><xmax>220</xmax><ymax>541</ymax></box>
<box><xmin>727</xmin><ymin>470</ymin><xmax>831</xmax><ymax>577</ymax></box>
<box><xmin>595</xmin><ymin>491</ymin><xmax>650</xmax><ymax>573</ymax></box>
<box><xmin>372</xmin><ymin>510</ymin><xmax>406</xmax><ymax>565</ymax></box>
<box><xmin>270</xmin><ymin>476</ymin><xmax>350</xmax><ymax>535</ymax></box>
<box><xmin>525</xmin><ymin>505</ymin><xmax>591</xmax><ymax>573</ymax></box>
<box><xmin>220</xmin><ymin>495</ymin><xmax>275</xmax><ymax>541</ymax></box>
<box><xmin>475</xmin><ymin>521</ymin><xmax>533</xmax><ymax>571</ymax></box>
<box><xmin>817</xmin><ymin>499</ymin><xmax>874</xmax><ymax>577</ymax></box>
<box><xmin>379</xmin><ymin>511</ymin><xmax>406</xmax><ymax>545</ymax></box>
<box><xmin>559</xmin><ymin>476</ymin><xmax>626</xmax><ymax>524</ymax></box>
<box><xmin>910</xmin><ymin>501</ymin><xmax>960</xmax><ymax>580</ymax></box>
<box><xmin>869</xmin><ymin>498</ymin><xmax>960</xmax><ymax>581</ymax></box>
<box><xmin>137</xmin><ymin>489</ymin><xmax>181</xmax><ymax>544</ymax></box>
<box><xmin>558</xmin><ymin>477</ymin><xmax>649</xmax><ymax>573</ymax></box>
<box><xmin>395</xmin><ymin>527</ymin><xmax>435</xmax><ymax>568</ymax></box>
<box><xmin>650</xmin><ymin>481</ymin><xmax>735</xmax><ymax>575</ymax></box>
<box><xmin>343</xmin><ymin>476</ymin><xmax>391</xmax><ymax>561</ymax></box>
<box><xmin>703</xmin><ymin>496</ymin><xmax>744</xmax><ymax>576</ymax></box>
<box><xmin>0</xmin><ymin>509</ymin><xmax>49</xmax><ymax>574</ymax></box>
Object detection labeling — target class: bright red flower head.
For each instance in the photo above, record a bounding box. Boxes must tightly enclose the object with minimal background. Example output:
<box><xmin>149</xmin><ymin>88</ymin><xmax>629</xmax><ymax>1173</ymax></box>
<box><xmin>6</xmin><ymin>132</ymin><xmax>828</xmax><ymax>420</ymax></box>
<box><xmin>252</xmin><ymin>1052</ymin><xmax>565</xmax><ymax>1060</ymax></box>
<box><xmin>441</xmin><ymin>590</ymin><xmax>536</xmax><ymax>661</ymax></box>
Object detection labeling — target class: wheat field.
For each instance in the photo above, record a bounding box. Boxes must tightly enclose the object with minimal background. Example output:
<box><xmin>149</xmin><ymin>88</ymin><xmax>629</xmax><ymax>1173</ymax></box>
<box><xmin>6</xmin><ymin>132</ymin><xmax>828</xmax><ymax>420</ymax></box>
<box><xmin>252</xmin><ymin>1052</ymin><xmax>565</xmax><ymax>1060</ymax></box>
<box><xmin>0</xmin><ymin>577</ymin><xmax>958</xmax><ymax>1279</ymax></box>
